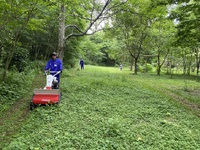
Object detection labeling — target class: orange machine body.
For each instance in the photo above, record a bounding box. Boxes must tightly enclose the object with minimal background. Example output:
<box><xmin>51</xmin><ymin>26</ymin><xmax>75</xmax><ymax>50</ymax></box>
<box><xmin>32</xmin><ymin>89</ymin><xmax>60</xmax><ymax>105</ymax></box>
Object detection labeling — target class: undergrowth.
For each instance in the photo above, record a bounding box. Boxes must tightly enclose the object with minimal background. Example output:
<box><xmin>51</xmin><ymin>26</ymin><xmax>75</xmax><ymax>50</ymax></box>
<box><xmin>0</xmin><ymin>70</ymin><xmax>36</xmax><ymax>112</ymax></box>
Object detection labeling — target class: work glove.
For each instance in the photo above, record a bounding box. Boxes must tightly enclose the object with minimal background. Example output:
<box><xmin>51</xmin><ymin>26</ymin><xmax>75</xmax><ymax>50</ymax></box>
<box><xmin>44</xmin><ymin>70</ymin><xmax>48</xmax><ymax>75</ymax></box>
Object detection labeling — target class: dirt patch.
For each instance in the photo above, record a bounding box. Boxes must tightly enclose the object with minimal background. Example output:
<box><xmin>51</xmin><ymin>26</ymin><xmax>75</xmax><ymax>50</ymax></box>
<box><xmin>0</xmin><ymin>73</ymin><xmax>45</xmax><ymax>147</ymax></box>
<box><xmin>188</xmin><ymin>89</ymin><xmax>200</xmax><ymax>97</ymax></box>
<box><xmin>142</xmin><ymin>81</ymin><xmax>200</xmax><ymax>118</ymax></box>
<box><xmin>162</xmin><ymin>89</ymin><xmax>200</xmax><ymax>117</ymax></box>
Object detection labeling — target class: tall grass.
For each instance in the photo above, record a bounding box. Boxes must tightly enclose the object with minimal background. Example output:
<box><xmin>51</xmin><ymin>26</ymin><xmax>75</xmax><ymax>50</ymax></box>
<box><xmin>0</xmin><ymin>61</ymin><xmax>45</xmax><ymax>112</ymax></box>
<box><xmin>0</xmin><ymin>70</ymin><xmax>36</xmax><ymax>112</ymax></box>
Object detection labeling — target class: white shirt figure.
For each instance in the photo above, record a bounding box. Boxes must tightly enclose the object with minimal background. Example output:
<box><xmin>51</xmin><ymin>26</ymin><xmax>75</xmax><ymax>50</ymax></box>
<box><xmin>120</xmin><ymin>64</ymin><xmax>123</xmax><ymax>71</ymax></box>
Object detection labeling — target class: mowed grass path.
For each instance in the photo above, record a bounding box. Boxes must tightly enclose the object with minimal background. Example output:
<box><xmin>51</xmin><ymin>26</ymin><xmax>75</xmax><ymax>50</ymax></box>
<box><xmin>3</xmin><ymin>65</ymin><xmax>200</xmax><ymax>149</ymax></box>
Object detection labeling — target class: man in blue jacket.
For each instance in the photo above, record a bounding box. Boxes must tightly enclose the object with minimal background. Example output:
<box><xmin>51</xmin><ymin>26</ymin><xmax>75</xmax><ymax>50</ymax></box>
<box><xmin>80</xmin><ymin>59</ymin><xmax>84</xmax><ymax>70</ymax></box>
<box><xmin>45</xmin><ymin>52</ymin><xmax>62</xmax><ymax>87</ymax></box>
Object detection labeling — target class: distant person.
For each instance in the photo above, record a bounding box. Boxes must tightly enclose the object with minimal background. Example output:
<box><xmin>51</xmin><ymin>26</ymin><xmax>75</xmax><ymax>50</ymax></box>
<box><xmin>80</xmin><ymin>59</ymin><xmax>84</xmax><ymax>70</ymax></box>
<box><xmin>120</xmin><ymin>63</ymin><xmax>123</xmax><ymax>71</ymax></box>
<box><xmin>45</xmin><ymin>52</ymin><xmax>62</xmax><ymax>85</ymax></box>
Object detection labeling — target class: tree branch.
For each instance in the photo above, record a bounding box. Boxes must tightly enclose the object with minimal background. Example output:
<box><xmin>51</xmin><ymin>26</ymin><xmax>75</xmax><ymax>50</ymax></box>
<box><xmin>64</xmin><ymin>0</ymin><xmax>128</xmax><ymax>40</ymax></box>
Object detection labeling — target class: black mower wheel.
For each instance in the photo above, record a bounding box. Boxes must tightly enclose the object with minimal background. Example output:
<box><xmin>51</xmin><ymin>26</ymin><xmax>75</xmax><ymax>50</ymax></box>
<box><xmin>30</xmin><ymin>102</ymin><xmax>35</xmax><ymax>110</ymax></box>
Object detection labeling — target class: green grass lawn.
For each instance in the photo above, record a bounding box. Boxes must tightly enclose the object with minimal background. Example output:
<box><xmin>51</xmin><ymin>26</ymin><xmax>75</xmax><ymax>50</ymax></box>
<box><xmin>2</xmin><ymin>65</ymin><xmax>200</xmax><ymax>149</ymax></box>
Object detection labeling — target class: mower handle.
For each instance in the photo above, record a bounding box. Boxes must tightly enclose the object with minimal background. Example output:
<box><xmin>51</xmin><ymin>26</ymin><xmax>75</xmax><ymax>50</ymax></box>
<box><xmin>44</xmin><ymin>71</ymin><xmax>61</xmax><ymax>76</ymax></box>
<box><xmin>52</xmin><ymin>71</ymin><xmax>61</xmax><ymax>77</ymax></box>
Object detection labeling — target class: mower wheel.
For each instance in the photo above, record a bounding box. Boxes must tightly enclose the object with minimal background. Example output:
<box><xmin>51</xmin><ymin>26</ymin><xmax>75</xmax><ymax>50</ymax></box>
<box><xmin>30</xmin><ymin>102</ymin><xmax>35</xmax><ymax>110</ymax></box>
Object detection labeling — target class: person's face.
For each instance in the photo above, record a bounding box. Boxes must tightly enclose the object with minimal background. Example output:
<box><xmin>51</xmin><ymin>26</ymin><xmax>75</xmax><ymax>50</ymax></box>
<box><xmin>52</xmin><ymin>55</ymin><xmax>57</xmax><ymax>60</ymax></box>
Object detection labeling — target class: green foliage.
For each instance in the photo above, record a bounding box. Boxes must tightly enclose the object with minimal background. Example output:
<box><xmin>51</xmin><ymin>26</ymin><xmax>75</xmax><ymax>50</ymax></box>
<box><xmin>138</xmin><ymin>63</ymin><xmax>153</xmax><ymax>73</ymax></box>
<box><xmin>169</xmin><ymin>0</ymin><xmax>200</xmax><ymax>48</ymax></box>
<box><xmin>6</xmin><ymin>47</ymin><xmax>30</xmax><ymax>72</ymax></box>
<box><xmin>0</xmin><ymin>0</ymin><xmax>198</xmax><ymax>77</ymax></box>
<box><xmin>27</xmin><ymin>60</ymin><xmax>46</xmax><ymax>72</ymax></box>
<box><xmin>64</xmin><ymin>38</ymin><xmax>82</xmax><ymax>68</ymax></box>
<box><xmin>0</xmin><ymin>59</ymin><xmax>46</xmax><ymax>112</ymax></box>
<box><xmin>79</xmin><ymin>34</ymin><xmax>109</xmax><ymax>65</ymax></box>
<box><xmin>0</xmin><ymin>70</ymin><xmax>36</xmax><ymax>112</ymax></box>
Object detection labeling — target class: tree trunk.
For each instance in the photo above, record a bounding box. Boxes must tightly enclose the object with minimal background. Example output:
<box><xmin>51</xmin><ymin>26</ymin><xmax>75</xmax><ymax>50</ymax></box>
<box><xmin>130</xmin><ymin>56</ymin><xmax>134</xmax><ymax>71</ymax></box>
<box><xmin>197</xmin><ymin>54</ymin><xmax>200</xmax><ymax>77</ymax></box>
<box><xmin>0</xmin><ymin>43</ymin><xmax>3</xmax><ymax>59</ymax></box>
<box><xmin>2</xmin><ymin>48</ymin><xmax>15</xmax><ymax>80</ymax></box>
<box><xmin>157</xmin><ymin>65</ymin><xmax>161</xmax><ymax>76</ymax></box>
<box><xmin>134</xmin><ymin>58</ymin><xmax>138</xmax><ymax>74</ymax></box>
<box><xmin>58</xmin><ymin>3</ymin><xmax>66</xmax><ymax>62</ymax></box>
<box><xmin>183</xmin><ymin>59</ymin><xmax>186</xmax><ymax>75</ymax></box>
<box><xmin>187</xmin><ymin>54</ymin><xmax>193</xmax><ymax>75</ymax></box>
<box><xmin>2</xmin><ymin>31</ymin><xmax>20</xmax><ymax>80</ymax></box>
<box><xmin>145</xmin><ymin>58</ymin><xmax>147</xmax><ymax>73</ymax></box>
<box><xmin>194</xmin><ymin>48</ymin><xmax>200</xmax><ymax>77</ymax></box>
<box><xmin>157</xmin><ymin>54</ymin><xmax>161</xmax><ymax>75</ymax></box>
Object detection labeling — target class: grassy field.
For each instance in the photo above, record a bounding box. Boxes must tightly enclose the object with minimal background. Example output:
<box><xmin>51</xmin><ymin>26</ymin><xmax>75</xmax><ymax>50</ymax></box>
<box><xmin>1</xmin><ymin>65</ymin><xmax>200</xmax><ymax>149</ymax></box>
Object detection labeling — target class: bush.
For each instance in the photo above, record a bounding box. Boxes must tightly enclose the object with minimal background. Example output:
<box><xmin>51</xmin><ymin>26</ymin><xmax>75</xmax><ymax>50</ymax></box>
<box><xmin>0</xmin><ymin>70</ymin><xmax>36</xmax><ymax>112</ymax></box>
<box><xmin>3</xmin><ymin>47</ymin><xmax>30</xmax><ymax>72</ymax></box>
<box><xmin>138</xmin><ymin>64</ymin><xmax>153</xmax><ymax>73</ymax></box>
<box><xmin>26</xmin><ymin>61</ymin><xmax>46</xmax><ymax>72</ymax></box>
<box><xmin>146</xmin><ymin>64</ymin><xmax>153</xmax><ymax>72</ymax></box>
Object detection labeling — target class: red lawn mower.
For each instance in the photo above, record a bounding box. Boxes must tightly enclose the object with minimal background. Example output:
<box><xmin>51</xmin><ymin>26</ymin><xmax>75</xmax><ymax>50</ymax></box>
<box><xmin>30</xmin><ymin>71</ymin><xmax>61</xmax><ymax>110</ymax></box>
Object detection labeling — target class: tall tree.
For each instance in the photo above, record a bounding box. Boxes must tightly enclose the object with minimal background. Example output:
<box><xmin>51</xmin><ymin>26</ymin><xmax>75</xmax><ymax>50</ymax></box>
<box><xmin>150</xmin><ymin>19</ymin><xmax>175</xmax><ymax>75</ymax></box>
<box><xmin>0</xmin><ymin>0</ymin><xmax>40</xmax><ymax>78</ymax></box>
<box><xmin>169</xmin><ymin>0</ymin><xmax>200</xmax><ymax>76</ymax></box>
<box><xmin>110</xmin><ymin>0</ymin><xmax>152</xmax><ymax>74</ymax></box>
<box><xmin>57</xmin><ymin>0</ymin><xmax>128</xmax><ymax>62</ymax></box>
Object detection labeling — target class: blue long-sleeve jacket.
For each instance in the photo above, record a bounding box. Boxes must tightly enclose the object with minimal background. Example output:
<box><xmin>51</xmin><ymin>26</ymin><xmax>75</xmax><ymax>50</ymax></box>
<box><xmin>45</xmin><ymin>58</ymin><xmax>62</xmax><ymax>82</ymax></box>
<box><xmin>45</xmin><ymin>58</ymin><xmax>62</xmax><ymax>72</ymax></box>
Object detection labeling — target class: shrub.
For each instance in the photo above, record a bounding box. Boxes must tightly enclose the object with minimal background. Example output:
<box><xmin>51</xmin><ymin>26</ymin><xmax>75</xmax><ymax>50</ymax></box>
<box><xmin>0</xmin><ymin>70</ymin><xmax>36</xmax><ymax>112</ymax></box>
<box><xmin>3</xmin><ymin>47</ymin><xmax>30</xmax><ymax>72</ymax></box>
<box><xmin>138</xmin><ymin>64</ymin><xmax>153</xmax><ymax>73</ymax></box>
<box><xmin>26</xmin><ymin>60</ymin><xmax>46</xmax><ymax>72</ymax></box>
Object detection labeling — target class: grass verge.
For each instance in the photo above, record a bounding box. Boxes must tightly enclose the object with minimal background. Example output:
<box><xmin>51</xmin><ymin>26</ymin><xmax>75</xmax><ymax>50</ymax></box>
<box><xmin>0</xmin><ymin>73</ymin><xmax>45</xmax><ymax>148</ymax></box>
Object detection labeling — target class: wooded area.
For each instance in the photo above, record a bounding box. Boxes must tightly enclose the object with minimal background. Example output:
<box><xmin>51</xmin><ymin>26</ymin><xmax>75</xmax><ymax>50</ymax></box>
<box><xmin>0</xmin><ymin>0</ymin><xmax>199</xmax><ymax>77</ymax></box>
<box><xmin>0</xmin><ymin>0</ymin><xmax>199</xmax><ymax>100</ymax></box>
<box><xmin>0</xmin><ymin>0</ymin><xmax>200</xmax><ymax>77</ymax></box>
